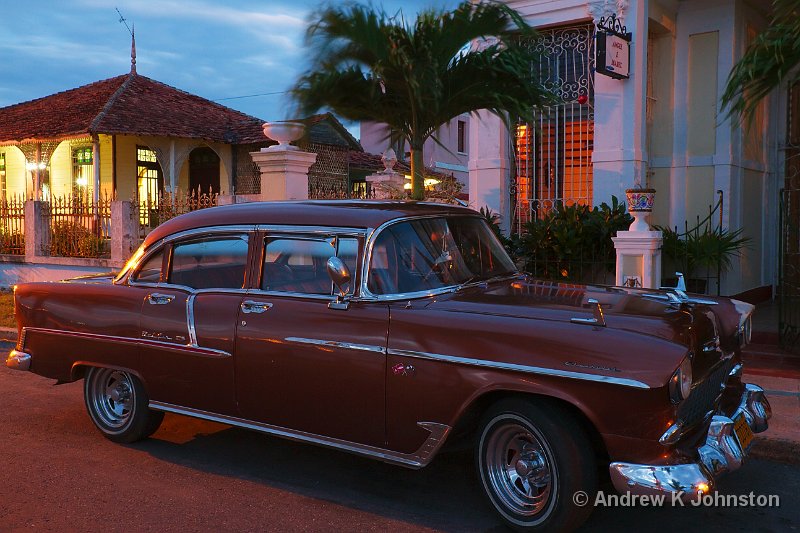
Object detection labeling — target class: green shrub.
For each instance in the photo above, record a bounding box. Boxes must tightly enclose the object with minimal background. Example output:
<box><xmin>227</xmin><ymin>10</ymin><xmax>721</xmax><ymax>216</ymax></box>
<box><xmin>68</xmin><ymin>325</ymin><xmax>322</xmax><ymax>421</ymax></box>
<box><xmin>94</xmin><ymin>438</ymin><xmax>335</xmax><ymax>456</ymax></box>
<box><xmin>517</xmin><ymin>196</ymin><xmax>632</xmax><ymax>283</ymax></box>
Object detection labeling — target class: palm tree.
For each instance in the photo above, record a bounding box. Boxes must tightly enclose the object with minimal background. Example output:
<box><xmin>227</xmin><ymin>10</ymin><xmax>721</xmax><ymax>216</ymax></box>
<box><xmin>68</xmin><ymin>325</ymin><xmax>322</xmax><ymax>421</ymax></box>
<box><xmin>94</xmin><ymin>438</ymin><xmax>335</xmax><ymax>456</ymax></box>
<box><xmin>721</xmin><ymin>0</ymin><xmax>800</xmax><ymax>119</ymax></box>
<box><xmin>291</xmin><ymin>1</ymin><xmax>554</xmax><ymax>200</ymax></box>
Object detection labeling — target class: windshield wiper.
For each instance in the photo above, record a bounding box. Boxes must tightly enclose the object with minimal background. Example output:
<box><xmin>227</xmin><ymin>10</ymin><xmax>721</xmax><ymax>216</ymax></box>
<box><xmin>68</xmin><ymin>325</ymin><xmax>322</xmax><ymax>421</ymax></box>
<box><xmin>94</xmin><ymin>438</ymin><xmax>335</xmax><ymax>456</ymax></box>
<box><xmin>454</xmin><ymin>272</ymin><xmax>516</xmax><ymax>292</ymax></box>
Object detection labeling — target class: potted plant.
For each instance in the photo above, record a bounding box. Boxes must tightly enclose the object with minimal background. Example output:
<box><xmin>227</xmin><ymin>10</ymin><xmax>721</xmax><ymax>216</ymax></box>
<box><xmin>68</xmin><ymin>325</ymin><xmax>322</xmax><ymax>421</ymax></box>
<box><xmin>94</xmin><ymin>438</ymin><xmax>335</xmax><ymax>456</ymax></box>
<box><xmin>657</xmin><ymin>224</ymin><xmax>751</xmax><ymax>293</ymax></box>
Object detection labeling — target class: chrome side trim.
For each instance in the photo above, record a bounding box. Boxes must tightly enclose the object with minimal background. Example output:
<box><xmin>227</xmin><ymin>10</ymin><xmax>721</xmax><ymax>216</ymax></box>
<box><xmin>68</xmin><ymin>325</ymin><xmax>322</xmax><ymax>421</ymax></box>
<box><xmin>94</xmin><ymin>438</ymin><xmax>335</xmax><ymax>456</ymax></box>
<box><xmin>388</xmin><ymin>348</ymin><xmax>651</xmax><ymax>389</ymax></box>
<box><xmin>255</xmin><ymin>225</ymin><xmax>366</xmax><ymax>237</ymax></box>
<box><xmin>21</xmin><ymin>327</ymin><xmax>231</xmax><ymax>359</ymax></box>
<box><xmin>148</xmin><ymin>401</ymin><xmax>450</xmax><ymax>468</ymax></box>
<box><xmin>285</xmin><ymin>337</ymin><xmax>386</xmax><ymax>354</ymax></box>
<box><xmin>186</xmin><ymin>294</ymin><xmax>198</xmax><ymax>346</ymax></box>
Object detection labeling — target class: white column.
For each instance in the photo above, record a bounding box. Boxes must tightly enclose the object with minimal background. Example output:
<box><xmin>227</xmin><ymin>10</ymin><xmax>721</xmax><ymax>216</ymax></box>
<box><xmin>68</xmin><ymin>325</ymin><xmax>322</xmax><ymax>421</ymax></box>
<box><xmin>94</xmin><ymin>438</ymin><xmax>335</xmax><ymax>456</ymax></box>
<box><xmin>34</xmin><ymin>143</ymin><xmax>42</xmax><ymax>201</ymax></box>
<box><xmin>366</xmin><ymin>171</ymin><xmax>405</xmax><ymax>199</ymax></box>
<box><xmin>169</xmin><ymin>140</ymin><xmax>176</xmax><ymax>192</ymax></box>
<box><xmin>591</xmin><ymin>1</ymin><xmax>649</xmax><ymax>204</ymax></box>
<box><xmin>92</xmin><ymin>136</ymin><xmax>100</xmax><ymax>204</ymax></box>
<box><xmin>250</xmin><ymin>148</ymin><xmax>317</xmax><ymax>201</ymax></box>
<box><xmin>612</xmin><ymin>230</ymin><xmax>663</xmax><ymax>289</ymax></box>
<box><xmin>110</xmin><ymin>200</ymin><xmax>137</xmax><ymax>264</ymax></box>
<box><xmin>468</xmin><ymin>110</ymin><xmax>511</xmax><ymax>233</ymax></box>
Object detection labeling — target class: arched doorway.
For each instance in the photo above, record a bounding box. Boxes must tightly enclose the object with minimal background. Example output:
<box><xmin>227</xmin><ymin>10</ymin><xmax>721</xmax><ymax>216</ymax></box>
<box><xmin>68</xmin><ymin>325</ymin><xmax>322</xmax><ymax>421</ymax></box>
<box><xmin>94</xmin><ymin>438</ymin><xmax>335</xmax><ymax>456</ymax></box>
<box><xmin>189</xmin><ymin>147</ymin><xmax>220</xmax><ymax>194</ymax></box>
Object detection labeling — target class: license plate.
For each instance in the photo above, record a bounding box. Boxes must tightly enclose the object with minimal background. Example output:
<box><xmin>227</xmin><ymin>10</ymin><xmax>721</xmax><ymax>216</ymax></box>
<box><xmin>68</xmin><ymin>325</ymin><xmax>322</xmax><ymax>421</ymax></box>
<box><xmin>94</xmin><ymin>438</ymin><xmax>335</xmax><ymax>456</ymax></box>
<box><xmin>733</xmin><ymin>413</ymin><xmax>754</xmax><ymax>451</ymax></box>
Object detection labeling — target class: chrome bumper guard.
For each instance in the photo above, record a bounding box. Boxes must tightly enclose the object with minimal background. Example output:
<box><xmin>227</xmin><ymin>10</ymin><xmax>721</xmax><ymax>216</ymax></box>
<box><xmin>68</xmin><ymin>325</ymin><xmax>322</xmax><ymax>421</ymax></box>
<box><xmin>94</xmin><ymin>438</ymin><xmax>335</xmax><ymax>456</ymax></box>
<box><xmin>609</xmin><ymin>383</ymin><xmax>771</xmax><ymax>501</ymax></box>
<box><xmin>5</xmin><ymin>349</ymin><xmax>31</xmax><ymax>371</ymax></box>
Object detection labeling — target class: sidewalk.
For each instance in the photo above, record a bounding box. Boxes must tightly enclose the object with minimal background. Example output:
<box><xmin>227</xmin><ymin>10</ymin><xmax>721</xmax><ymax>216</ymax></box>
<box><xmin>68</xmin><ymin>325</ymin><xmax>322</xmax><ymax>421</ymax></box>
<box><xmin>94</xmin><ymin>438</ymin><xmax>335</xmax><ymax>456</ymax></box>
<box><xmin>1</xmin><ymin>313</ymin><xmax>798</xmax><ymax>464</ymax></box>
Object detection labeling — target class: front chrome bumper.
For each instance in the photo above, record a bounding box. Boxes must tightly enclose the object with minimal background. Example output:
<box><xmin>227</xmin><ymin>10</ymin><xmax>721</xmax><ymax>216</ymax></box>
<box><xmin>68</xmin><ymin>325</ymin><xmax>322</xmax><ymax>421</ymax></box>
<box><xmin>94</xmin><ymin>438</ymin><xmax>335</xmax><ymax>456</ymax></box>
<box><xmin>6</xmin><ymin>349</ymin><xmax>31</xmax><ymax>371</ymax></box>
<box><xmin>609</xmin><ymin>383</ymin><xmax>771</xmax><ymax>500</ymax></box>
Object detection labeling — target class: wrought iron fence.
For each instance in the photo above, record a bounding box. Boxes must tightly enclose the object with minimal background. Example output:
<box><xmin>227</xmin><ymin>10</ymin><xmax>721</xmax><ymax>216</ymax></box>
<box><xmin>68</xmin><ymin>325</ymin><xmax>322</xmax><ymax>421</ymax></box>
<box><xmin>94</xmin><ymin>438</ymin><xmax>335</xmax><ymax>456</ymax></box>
<box><xmin>514</xmin><ymin>24</ymin><xmax>595</xmax><ymax>235</ymax></box>
<box><xmin>0</xmin><ymin>194</ymin><xmax>25</xmax><ymax>255</ymax></box>
<box><xmin>655</xmin><ymin>192</ymin><xmax>730</xmax><ymax>295</ymax></box>
<box><xmin>136</xmin><ymin>187</ymin><xmax>218</xmax><ymax>239</ymax></box>
<box><xmin>46</xmin><ymin>193</ymin><xmax>112</xmax><ymax>258</ymax></box>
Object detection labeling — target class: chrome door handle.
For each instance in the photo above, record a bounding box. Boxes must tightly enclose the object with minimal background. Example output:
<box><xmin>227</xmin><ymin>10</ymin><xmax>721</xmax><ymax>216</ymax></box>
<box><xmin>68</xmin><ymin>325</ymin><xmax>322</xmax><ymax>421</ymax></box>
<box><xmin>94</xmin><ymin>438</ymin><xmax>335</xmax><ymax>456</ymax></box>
<box><xmin>147</xmin><ymin>293</ymin><xmax>174</xmax><ymax>305</ymax></box>
<box><xmin>241</xmin><ymin>300</ymin><xmax>272</xmax><ymax>314</ymax></box>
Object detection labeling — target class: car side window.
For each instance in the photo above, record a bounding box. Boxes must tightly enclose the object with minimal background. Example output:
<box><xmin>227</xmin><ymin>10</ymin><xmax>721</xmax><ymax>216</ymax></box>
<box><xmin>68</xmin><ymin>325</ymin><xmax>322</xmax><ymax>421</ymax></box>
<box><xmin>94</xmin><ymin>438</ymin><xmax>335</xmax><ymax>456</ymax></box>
<box><xmin>132</xmin><ymin>249</ymin><xmax>164</xmax><ymax>283</ymax></box>
<box><xmin>262</xmin><ymin>237</ymin><xmax>335</xmax><ymax>295</ymax></box>
<box><xmin>168</xmin><ymin>235</ymin><xmax>249</xmax><ymax>289</ymax></box>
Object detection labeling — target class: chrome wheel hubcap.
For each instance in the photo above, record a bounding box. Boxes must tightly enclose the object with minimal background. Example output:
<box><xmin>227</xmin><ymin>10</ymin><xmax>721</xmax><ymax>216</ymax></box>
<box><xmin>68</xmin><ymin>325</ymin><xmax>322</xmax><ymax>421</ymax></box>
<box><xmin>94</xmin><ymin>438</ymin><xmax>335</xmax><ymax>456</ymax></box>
<box><xmin>485</xmin><ymin>421</ymin><xmax>554</xmax><ymax>517</ymax></box>
<box><xmin>89</xmin><ymin>369</ymin><xmax>135</xmax><ymax>429</ymax></box>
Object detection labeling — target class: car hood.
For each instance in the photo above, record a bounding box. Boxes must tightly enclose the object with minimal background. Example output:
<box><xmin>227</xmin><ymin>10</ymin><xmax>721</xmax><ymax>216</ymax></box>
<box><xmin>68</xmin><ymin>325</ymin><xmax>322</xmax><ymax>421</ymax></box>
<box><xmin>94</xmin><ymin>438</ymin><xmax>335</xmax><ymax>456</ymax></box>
<box><xmin>427</xmin><ymin>276</ymin><xmax>743</xmax><ymax>354</ymax></box>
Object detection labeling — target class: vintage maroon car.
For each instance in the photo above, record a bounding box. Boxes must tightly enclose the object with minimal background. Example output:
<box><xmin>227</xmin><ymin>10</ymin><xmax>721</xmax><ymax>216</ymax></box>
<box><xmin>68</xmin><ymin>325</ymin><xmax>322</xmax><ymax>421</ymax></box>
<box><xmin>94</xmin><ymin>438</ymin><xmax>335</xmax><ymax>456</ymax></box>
<box><xmin>7</xmin><ymin>201</ymin><xmax>771</xmax><ymax>530</ymax></box>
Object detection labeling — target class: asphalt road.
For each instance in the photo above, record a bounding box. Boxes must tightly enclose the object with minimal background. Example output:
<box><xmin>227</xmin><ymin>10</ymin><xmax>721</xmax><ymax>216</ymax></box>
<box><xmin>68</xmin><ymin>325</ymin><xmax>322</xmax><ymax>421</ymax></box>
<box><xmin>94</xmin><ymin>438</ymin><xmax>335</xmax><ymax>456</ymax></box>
<box><xmin>1</xmin><ymin>340</ymin><xmax>799</xmax><ymax>532</ymax></box>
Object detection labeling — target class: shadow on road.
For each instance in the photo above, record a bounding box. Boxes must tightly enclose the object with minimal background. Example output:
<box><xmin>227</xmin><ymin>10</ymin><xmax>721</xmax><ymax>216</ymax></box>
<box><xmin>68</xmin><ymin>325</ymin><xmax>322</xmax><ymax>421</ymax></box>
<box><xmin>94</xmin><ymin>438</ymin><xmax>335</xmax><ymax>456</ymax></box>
<box><xmin>137</xmin><ymin>414</ymin><xmax>502</xmax><ymax>531</ymax></box>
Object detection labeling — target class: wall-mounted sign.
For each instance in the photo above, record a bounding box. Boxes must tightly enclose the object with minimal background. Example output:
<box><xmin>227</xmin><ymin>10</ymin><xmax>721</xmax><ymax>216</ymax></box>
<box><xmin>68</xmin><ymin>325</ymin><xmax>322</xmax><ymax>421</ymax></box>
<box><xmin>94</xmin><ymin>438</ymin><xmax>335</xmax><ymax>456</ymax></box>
<box><xmin>595</xmin><ymin>13</ymin><xmax>632</xmax><ymax>80</ymax></box>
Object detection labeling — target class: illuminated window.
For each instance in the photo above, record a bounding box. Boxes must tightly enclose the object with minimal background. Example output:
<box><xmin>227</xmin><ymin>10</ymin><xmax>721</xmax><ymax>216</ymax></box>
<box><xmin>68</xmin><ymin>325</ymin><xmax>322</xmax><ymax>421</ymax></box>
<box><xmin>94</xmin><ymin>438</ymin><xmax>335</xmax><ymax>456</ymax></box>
<box><xmin>72</xmin><ymin>147</ymin><xmax>93</xmax><ymax>193</ymax></box>
<box><xmin>137</xmin><ymin>146</ymin><xmax>162</xmax><ymax>225</ymax></box>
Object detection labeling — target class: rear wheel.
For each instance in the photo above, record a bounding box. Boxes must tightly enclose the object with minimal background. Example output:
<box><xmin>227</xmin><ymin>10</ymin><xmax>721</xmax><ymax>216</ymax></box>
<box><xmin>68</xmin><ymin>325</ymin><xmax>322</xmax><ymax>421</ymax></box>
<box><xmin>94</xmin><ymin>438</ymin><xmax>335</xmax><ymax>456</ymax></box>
<box><xmin>84</xmin><ymin>367</ymin><xmax>164</xmax><ymax>443</ymax></box>
<box><xmin>476</xmin><ymin>399</ymin><xmax>597</xmax><ymax>531</ymax></box>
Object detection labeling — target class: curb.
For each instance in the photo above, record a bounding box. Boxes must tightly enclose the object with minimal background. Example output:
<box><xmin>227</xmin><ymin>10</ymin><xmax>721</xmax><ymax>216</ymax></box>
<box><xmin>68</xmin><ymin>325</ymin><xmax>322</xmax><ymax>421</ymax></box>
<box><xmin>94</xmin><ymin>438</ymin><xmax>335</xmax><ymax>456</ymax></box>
<box><xmin>0</xmin><ymin>327</ymin><xmax>17</xmax><ymax>343</ymax></box>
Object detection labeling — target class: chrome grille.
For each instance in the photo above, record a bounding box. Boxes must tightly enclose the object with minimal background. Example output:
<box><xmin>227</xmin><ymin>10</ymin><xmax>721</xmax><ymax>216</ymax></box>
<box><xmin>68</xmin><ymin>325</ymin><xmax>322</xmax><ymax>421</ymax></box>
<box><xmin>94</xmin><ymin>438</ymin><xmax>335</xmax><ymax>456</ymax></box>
<box><xmin>677</xmin><ymin>358</ymin><xmax>735</xmax><ymax>428</ymax></box>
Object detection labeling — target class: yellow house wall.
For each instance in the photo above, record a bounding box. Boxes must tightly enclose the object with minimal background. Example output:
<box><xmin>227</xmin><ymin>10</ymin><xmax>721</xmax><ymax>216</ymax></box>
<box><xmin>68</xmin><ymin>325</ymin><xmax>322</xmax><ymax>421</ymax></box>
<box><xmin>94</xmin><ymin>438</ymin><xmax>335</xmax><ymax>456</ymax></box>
<box><xmin>684</xmin><ymin>31</ymin><xmax>718</xmax><ymax>227</ymax></box>
<box><xmin>115</xmin><ymin>135</ymin><xmax>140</xmax><ymax>199</ymax></box>
<box><xmin>648</xmin><ymin>33</ymin><xmax>674</xmax><ymax>160</ymax></box>
<box><xmin>649</xmin><ymin>167</ymin><xmax>670</xmax><ymax>227</ymax></box>
<box><xmin>646</xmin><ymin>26</ymin><xmax>675</xmax><ymax>230</ymax></box>
<box><xmin>2</xmin><ymin>135</ymin><xmax>234</xmax><ymax>201</ymax></box>
<box><xmin>686</xmin><ymin>31</ymin><xmax>718</xmax><ymax>158</ymax></box>
<box><xmin>740</xmin><ymin>170</ymin><xmax>763</xmax><ymax>289</ymax></box>
<box><xmin>47</xmin><ymin>142</ymin><xmax>74</xmax><ymax>197</ymax></box>
<box><xmin>686</xmin><ymin>167</ymin><xmax>715</xmax><ymax>224</ymax></box>
<box><xmin>1</xmin><ymin>146</ymin><xmax>28</xmax><ymax>197</ymax></box>
<box><xmin>179</xmin><ymin>161</ymin><xmax>190</xmax><ymax>192</ymax></box>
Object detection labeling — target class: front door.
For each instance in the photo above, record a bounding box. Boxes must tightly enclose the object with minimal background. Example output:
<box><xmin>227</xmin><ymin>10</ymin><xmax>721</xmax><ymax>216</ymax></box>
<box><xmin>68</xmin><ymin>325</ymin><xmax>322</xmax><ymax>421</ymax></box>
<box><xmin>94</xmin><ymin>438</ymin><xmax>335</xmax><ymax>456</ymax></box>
<box><xmin>234</xmin><ymin>232</ymin><xmax>388</xmax><ymax>447</ymax></box>
<box><xmin>133</xmin><ymin>231</ymin><xmax>251</xmax><ymax>414</ymax></box>
<box><xmin>189</xmin><ymin>147</ymin><xmax>220</xmax><ymax>194</ymax></box>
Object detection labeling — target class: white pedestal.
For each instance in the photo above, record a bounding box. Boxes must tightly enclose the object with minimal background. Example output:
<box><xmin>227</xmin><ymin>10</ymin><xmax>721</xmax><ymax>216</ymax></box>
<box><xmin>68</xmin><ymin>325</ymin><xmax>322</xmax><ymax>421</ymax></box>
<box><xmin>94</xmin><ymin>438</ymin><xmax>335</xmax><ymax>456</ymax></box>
<box><xmin>366</xmin><ymin>171</ymin><xmax>405</xmax><ymax>199</ymax></box>
<box><xmin>612</xmin><ymin>230</ymin><xmax>663</xmax><ymax>289</ymax></box>
<box><xmin>250</xmin><ymin>148</ymin><xmax>317</xmax><ymax>201</ymax></box>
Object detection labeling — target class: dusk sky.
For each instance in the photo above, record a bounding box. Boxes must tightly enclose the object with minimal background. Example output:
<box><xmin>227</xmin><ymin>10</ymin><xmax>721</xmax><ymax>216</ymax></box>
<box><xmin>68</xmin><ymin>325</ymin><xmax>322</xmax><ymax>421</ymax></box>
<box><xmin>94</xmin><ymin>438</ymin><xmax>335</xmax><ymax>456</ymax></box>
<box><xmin>0</xmin><ymin>0</ymin><xmax>458</xmax><ymax>138</ymax></box>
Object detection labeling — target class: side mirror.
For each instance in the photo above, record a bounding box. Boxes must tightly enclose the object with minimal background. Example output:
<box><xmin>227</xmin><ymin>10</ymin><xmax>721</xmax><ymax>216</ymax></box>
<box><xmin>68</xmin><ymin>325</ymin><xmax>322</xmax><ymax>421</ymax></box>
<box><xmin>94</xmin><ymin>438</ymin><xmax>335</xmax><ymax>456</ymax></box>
<box><xmin>326</xmin><ymin>256</ymin><xmax>351</xmax><ymax>310</ymax></box>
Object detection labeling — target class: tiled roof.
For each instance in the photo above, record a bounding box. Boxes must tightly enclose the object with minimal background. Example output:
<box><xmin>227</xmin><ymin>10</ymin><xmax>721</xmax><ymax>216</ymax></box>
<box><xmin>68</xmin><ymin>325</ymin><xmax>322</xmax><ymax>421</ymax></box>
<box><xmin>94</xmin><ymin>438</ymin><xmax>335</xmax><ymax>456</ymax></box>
<box><xmin>296</xmin><ymin>113</ymin><xmax>362</xmax><ymax>150</ymax></box>
<box><xmin>0</xmin><ymin>72</ymin><xmax>266</xmax><ymax>144</ymax></box>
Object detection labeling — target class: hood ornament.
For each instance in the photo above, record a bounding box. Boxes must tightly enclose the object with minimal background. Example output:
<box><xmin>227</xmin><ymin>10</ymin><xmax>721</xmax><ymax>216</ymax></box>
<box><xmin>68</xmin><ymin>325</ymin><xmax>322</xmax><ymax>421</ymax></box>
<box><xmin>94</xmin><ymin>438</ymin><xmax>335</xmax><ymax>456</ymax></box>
<box><xmin>643</xmin><ymin>272</ymin><xmax>718</xmax><ymax>306</ymax></box>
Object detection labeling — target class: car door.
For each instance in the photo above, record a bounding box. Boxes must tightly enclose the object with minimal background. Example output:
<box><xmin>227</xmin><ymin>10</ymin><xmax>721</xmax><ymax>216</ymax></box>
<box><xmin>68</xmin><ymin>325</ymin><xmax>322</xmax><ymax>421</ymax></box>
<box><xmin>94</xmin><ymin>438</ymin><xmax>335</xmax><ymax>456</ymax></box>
<box><xmin>234</xmin><ymin>230</ymin><xmax>388</xmax><ymax>448</ymax></box>
<box><xmin>133</xmin><ymin>229</ymin><xmax>251</xmax><ymax>416</ymax></box>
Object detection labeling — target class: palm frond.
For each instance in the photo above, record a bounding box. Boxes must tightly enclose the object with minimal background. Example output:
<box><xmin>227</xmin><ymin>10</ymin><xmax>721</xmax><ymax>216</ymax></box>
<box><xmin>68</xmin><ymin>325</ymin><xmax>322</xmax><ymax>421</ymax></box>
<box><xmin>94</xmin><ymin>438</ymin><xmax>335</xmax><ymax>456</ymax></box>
<box><xmin>721</xmin><ymin>0</ymin><xmax>800</xmax><ymax>119</ymax></box>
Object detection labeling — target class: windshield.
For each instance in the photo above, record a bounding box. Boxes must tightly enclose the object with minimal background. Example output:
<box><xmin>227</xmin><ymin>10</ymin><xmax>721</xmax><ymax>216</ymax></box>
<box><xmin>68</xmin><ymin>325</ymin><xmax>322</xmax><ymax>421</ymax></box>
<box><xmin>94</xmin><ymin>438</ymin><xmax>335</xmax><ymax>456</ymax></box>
<box><xmin>367</xmin><ymin>216</ymin><xmax>517</xmax><ymax>295</ymax></box>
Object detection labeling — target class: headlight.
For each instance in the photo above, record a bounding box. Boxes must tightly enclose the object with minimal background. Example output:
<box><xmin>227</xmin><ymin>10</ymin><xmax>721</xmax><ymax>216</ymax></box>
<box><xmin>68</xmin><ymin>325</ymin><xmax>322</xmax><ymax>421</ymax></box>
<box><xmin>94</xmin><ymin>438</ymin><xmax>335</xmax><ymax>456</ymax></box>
<box><xmin>739</xmin><ymin>314</ymin><xmax>752</xmax><ymax>347</ymax></box>
<box><xmin>669</xmin><ymin>356</ymin><xmax>693</xmax><ymax>404</ymax></box>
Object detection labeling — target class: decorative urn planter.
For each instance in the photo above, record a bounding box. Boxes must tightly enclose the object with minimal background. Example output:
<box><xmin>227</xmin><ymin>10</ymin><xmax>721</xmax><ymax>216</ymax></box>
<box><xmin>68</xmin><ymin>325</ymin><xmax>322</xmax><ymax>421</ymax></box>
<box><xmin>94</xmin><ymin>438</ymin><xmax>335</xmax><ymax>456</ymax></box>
<box><xmin>262</xmin><ymin>121</ymin><xmax>305</xmax><ymax>151</ymax></box>
<box><xmin>625</xmin><ymin>188</ymin><xmax>656</xmax><ymax>232</ymax></box>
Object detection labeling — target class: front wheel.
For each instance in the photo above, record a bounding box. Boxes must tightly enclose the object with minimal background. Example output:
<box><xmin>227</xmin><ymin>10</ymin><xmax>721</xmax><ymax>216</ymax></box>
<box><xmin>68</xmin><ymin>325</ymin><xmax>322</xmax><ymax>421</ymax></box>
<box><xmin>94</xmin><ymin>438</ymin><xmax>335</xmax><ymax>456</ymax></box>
<box><xmin>84</xmin><ymin>367</ymin><xmax>164</xmax><ymax>443</ymax></box>
<box><xmin>476</xmin><ymin>399</ymin><xmax>597</xmax><ymax>531</ymax></box>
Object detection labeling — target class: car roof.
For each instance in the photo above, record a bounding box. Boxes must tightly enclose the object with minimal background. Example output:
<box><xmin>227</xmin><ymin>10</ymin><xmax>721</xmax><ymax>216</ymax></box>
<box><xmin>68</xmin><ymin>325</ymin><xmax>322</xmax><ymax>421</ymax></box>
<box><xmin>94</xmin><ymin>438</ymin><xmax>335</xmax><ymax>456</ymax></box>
<box><xmin>143</xmin><ymin>200</ymin><xmax>478</xmax><ymax>247</ymax></box>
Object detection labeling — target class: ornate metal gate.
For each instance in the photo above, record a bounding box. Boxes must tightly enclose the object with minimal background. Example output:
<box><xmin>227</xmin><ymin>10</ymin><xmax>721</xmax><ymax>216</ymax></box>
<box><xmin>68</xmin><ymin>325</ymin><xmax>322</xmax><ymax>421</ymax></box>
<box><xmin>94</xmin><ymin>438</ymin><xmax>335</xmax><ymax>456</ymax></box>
<box><xmin>780</xmin><ymin>83</ymin><xmax>800</xmax><ymax>354</ymax></box>
<box><xmin>513</xmin><ymin>24</ymin><xmax>595</xmax><ymax>234</ymax></box>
